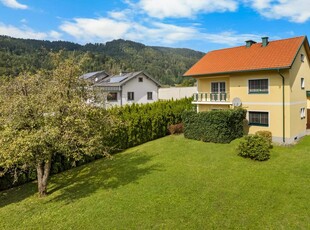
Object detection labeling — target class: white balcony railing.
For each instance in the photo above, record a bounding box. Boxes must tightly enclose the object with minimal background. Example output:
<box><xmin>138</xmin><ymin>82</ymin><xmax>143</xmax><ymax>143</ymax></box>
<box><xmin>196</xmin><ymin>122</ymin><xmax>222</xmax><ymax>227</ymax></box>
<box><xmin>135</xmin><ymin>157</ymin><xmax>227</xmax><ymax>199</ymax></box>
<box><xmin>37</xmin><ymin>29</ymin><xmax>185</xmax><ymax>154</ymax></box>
<box><xmin>193</xmin><ymin>92</ymin><xmax>230</xmax><ymax>103</ymax></box>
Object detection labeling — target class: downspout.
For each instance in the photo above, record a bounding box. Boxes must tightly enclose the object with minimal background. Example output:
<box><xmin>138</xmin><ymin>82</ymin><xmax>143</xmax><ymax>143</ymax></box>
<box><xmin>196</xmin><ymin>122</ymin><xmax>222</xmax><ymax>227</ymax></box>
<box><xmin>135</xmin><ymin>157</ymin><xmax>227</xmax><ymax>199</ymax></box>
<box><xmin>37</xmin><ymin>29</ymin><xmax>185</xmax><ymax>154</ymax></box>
<box><xmin>120</xmin><ymin>86</ymin><xmax>123</xmax><ymax>106</ymax></box>
<box><xmin>277</xmin><ymin>70</ymin><xmax>285</xmax><ymax>143</ymax></box>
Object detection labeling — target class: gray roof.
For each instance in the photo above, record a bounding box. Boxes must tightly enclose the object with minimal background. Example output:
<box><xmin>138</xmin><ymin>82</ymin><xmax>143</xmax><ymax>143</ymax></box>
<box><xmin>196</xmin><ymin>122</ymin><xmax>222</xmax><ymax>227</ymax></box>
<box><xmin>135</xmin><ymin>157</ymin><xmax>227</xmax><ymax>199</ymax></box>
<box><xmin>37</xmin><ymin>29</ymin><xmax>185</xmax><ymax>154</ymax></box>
<box><xmin>80</xmin><ymin>70</ymin><xmax>108</xmax><ymax>80</ymax></box>
<box><xmin>94</xmin><ymin>71</ymin><xmax>161</xmax><ymax>87</ymax></box>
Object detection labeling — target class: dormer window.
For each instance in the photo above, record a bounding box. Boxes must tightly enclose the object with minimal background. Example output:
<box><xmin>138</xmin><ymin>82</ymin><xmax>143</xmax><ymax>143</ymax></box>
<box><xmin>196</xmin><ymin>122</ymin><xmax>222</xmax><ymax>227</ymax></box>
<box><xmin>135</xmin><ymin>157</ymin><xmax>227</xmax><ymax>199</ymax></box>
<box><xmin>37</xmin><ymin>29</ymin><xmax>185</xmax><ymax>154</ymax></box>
<box><xmin>301</xmin><ymin>54</ymin><xmax>305</xmax><ymax>62</ymax></box>
<box><xmin>138</xmin><ymin>77</ymin><xmax>143</xmax><ymax>82</ymax></box>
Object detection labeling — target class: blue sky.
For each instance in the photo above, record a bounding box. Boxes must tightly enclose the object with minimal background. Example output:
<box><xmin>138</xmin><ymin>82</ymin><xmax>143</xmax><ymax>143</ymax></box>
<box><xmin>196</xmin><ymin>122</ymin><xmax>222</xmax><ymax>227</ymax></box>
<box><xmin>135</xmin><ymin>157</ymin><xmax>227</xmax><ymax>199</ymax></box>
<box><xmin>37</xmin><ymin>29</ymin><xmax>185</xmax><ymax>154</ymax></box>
<box><xmin>0</xmin><ymin>0</ymin><xmax>310</xmax><ymax>52</ymax></box>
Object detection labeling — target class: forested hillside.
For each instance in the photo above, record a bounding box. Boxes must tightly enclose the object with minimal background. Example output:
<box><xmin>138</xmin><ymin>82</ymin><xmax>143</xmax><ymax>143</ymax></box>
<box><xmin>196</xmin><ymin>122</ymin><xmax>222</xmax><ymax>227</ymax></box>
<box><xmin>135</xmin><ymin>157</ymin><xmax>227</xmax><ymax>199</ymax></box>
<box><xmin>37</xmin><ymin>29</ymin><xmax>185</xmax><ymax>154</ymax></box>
<box><xmin>0</xmin><ymin>36</ymin><xmax>204</xmax><ymax>85</ymax></box>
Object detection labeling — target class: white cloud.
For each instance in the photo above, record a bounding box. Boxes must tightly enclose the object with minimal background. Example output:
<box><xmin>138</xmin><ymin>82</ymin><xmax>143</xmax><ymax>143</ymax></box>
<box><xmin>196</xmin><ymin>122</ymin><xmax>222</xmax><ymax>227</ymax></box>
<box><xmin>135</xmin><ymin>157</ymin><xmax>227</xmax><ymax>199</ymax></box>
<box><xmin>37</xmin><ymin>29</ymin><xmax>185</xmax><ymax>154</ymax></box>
<box><xmin>60</xmin><ymin>18</ymin><xmax>131</xmax><ymax>42</ymax></box>
<box><xmin>59</xmin><ymin>15</ymin><xmax>264</xmax><ymax>48</ymax></box>
<box><xmin>0</xmin><ymin>0</ymin><xmax>28</xmax><ymax>9</ymax></box>
<box><xmin>245</xmin><ymin>0</ymin><xmax>310</xmax><ymax>23</ymax></box>
<box><xmin>201</xmin><ymin>31</ymin><xmax>263</xmax><ymax>46</ymax></box>
<box><xmin>59</xmin><ymin>15</ymin><xmax>203</xmax><ymax>44</ymax></box>
<box><xmin>0</xmin><ymin>22</ymin><xmax>62</xmax><ymax>40</ymax></box>
<box><xmin>108</xmin><ymin>10</ymin><xmax>132</xmax><ymax>21</ymax></box>
<box><xmin>138</xmin><ymin>0</ymin><xmax>238</xmax><ymax>19</ymax></box>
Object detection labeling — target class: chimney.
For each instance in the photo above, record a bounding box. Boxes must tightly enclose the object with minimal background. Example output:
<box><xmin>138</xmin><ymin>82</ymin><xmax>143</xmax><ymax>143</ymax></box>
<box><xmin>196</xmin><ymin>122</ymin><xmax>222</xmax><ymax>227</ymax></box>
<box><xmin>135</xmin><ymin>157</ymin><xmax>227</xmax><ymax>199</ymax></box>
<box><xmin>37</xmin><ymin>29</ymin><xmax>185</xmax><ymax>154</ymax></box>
<box><xmin>245</xmin><ymin>40</ymin><xmax>256</xmax><ymax>48</ymax></box>
<box><xmin>262</xmin><ymin>37</ymin><xmax>269</xmax><ymax>47</ymax></box>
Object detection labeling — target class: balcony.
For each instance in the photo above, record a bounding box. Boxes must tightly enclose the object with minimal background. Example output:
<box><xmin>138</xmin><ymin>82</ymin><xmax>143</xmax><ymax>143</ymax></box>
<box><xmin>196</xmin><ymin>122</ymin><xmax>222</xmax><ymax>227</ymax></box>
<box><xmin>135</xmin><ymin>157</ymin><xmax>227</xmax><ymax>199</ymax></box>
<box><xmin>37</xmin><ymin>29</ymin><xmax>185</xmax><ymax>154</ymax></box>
<box><xmin>192</xmin><ymin>92</ymin><xmax>232</xmax><ymax>105</ymax></box>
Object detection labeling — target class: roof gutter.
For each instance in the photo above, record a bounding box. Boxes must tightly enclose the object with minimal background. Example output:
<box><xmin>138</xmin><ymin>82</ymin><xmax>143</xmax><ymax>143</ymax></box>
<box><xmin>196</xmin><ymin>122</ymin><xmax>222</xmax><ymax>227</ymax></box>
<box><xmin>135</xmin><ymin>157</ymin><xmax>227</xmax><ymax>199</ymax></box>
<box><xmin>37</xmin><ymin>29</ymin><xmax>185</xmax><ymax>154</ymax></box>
<box><xmin>184</xmin><ymin>67</ymin><xmax>290</xmax><ymax>78</ymax></box>
<box><xmin>277</xmin><ymin>69</ymin><xmax>285</xmax><ymax>143</ymax></box>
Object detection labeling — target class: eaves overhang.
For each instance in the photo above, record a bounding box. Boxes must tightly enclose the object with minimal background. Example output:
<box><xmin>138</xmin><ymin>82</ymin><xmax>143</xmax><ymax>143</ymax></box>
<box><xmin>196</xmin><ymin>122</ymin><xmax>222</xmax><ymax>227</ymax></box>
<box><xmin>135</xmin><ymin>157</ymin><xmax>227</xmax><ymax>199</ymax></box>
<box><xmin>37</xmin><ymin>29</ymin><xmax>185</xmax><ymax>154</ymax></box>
<box><xmin>183</xmin><ymin>66</ymin><xmax>291</xmax><ymax>78</ymax></box>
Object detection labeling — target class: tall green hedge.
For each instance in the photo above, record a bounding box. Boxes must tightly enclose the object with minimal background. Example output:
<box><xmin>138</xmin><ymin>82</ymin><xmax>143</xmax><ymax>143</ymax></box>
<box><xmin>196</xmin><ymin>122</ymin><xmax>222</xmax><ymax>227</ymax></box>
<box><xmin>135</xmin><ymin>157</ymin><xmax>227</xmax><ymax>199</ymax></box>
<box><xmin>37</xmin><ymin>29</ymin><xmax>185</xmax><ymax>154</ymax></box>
<box><xmin>183</xmin><ymin>108</ymin><xmax>246</xmax><ymax>143</ymax></box>
<box><xmin>0</xmin><ymin>98</ymin><xmax>193</xmax><ymax>191</ymax></box>
<box><xmin>106</xmin><ymin>98</ymin><xmax>193</xmax><ymax>150</ymax></box>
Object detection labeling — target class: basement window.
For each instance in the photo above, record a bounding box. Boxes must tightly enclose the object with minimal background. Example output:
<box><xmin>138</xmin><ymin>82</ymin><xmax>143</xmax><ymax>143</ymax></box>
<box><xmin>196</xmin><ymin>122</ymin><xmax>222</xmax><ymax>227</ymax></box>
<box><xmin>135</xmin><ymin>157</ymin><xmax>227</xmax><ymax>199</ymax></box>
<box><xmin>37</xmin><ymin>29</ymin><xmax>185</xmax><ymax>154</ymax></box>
<box><xmin>249</xmin><ymin>111</ymin><xmax>269</xmax><ymax>126</ymax></box>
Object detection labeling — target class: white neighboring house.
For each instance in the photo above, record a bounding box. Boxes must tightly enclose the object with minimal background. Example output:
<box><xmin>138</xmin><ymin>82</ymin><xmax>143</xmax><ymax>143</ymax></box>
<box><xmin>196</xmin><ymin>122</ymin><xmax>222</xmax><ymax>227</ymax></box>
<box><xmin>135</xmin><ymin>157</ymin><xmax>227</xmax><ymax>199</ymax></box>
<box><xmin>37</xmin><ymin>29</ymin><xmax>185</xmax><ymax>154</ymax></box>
<box><xmin>85</xmin><ymin>71</ymin><xmax>161</xmax><ymax>108</ymax></box>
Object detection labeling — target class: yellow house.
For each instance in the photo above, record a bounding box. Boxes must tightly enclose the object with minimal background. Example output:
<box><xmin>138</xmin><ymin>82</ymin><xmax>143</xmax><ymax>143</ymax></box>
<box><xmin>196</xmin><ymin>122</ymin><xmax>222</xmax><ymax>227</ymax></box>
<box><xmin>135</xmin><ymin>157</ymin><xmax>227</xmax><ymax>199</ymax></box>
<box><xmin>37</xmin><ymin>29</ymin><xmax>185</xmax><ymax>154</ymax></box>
<box><xmin>184</xmin><ymin>36</ymin><xmax>310</xmax><ymax>144</ymax></box>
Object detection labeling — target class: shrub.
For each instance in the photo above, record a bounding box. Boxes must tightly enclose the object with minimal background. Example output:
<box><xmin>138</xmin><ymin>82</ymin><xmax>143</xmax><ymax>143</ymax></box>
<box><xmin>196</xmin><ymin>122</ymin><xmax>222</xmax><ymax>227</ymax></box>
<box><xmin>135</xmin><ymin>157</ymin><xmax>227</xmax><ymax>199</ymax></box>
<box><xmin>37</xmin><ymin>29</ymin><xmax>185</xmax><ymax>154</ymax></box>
<box><xmin>168</xmin><ymin>123</ymin><xmax>184</xmax><ymax>134</ymax></box>
<box><xmin>183</xmin><ymin>108</ymin><xmax>246</xmax><ymax>143</ymax></box>
<box><xmin>255</xmin><ymin>130</ymin><xmax>272</xmax><ymax>147</ymax></box>
<box><xmin>237</xmin><ymin>135</ymin><xmax>270</xmax><ymax>161</ymax></box>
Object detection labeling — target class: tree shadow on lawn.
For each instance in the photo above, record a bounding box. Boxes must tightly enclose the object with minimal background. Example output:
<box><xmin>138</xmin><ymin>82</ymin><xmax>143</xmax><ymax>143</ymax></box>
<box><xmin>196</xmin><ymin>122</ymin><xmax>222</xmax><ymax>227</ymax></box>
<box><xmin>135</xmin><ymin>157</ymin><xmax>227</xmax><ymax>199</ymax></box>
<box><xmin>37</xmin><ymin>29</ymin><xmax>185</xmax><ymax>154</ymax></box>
<box><xmin>0</xmin><ymin>181</ymin><xmax>37</xmax><ymax>208</ymax></box>
<box><xmin>0</xmin><ymin>150</ymin><xmax>162</xmax><ymax>207</ymax></box>
<box><xmin>47</xmin><ymin>149</ymin><xmax>162</xmax><ymax>204</ymax></box>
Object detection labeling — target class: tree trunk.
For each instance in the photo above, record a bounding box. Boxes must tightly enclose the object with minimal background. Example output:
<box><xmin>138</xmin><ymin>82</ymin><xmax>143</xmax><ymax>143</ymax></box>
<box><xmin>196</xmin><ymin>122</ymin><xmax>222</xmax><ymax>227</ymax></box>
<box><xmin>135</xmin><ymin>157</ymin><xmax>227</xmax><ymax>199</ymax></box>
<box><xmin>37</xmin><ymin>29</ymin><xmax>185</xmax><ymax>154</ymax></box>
<box><xmin>36</xmin><ymin>158</ymin><xmax>52</xmax><ymax>197</ymax></box>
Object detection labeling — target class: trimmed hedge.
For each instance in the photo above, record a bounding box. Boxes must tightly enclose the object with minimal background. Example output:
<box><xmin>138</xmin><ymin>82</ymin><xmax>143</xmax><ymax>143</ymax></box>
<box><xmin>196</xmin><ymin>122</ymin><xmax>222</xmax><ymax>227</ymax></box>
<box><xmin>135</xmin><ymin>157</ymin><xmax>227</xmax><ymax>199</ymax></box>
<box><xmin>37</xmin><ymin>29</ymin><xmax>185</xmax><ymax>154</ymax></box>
<box><xmin>0</xmin><ymin>98</ymin><xmax>193</xmax><ymax>191</ymax></box>
<box><xmin>183</xmin><ymin>108</ymin><xmax>246</xmax><ymax>143</ymax></box>
<box><xmin>106</xmin><ymin>98</ymin><xmax>193</xmax><ymax>150</ymax></box>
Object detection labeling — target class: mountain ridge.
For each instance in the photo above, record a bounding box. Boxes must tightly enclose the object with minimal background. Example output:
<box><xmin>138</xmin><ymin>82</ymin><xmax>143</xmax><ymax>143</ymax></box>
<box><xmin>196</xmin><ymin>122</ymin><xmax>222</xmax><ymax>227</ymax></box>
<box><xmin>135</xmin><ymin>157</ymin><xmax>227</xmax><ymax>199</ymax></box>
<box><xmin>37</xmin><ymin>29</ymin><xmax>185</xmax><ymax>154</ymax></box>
<box><xmin>0</xmin><ymin>35</ymin><xmax>205</xmax><ymax>85</ymax></box>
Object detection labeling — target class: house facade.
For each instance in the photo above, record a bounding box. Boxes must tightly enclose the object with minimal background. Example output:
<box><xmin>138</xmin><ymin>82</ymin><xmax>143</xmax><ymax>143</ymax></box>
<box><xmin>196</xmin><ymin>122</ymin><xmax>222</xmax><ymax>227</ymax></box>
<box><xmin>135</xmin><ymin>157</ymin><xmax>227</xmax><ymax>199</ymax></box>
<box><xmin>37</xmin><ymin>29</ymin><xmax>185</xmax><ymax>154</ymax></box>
<box><xmin>91</xmin><ymin>71</ymin><xmax>161</xmax><ymax>108</ymax></box>
<box><xmin>184</xmin><ymin>36</ymin><xmax>310</xmax><ymax>144</ymax></box>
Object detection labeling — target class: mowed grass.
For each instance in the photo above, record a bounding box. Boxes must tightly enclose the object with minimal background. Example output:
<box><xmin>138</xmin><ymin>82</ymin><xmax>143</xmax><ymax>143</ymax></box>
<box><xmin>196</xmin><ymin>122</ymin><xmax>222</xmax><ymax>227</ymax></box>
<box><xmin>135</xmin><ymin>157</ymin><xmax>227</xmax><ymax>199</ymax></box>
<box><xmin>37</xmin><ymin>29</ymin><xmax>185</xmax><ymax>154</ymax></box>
<box><xmin>0</xmin><ymin>135</ymin><xmax>309</xmax><ymax>229</ymax></box>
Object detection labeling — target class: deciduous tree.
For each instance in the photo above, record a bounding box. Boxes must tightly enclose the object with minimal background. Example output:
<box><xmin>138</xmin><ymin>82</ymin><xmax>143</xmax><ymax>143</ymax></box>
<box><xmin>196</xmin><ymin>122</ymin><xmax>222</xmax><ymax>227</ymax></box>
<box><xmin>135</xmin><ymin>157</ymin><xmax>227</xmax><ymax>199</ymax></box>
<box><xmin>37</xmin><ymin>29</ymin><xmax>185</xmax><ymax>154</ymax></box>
<box><xmin>0</xmin><ymin>55</ymin><xmax>111</xmax><ymax>197</ymax></box>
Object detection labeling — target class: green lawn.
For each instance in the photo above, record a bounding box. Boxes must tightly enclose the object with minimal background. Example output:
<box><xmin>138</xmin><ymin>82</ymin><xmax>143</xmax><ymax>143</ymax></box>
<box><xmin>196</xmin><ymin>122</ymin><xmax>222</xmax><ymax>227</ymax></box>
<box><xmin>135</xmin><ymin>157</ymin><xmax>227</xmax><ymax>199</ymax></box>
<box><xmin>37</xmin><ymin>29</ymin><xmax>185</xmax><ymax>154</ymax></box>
<box><xmin>0</xmin><ymin>135</ymin><xmax>309</xmax><ymax>229</ymax></box>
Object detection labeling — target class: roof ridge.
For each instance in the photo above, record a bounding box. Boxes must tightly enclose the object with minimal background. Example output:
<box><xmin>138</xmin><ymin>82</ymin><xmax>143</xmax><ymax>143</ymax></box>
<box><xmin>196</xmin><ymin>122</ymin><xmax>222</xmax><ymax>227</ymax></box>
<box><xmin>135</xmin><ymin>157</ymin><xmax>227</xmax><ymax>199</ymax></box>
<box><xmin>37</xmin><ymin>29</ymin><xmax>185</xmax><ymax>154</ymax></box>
<box><xmin>207</xmin><ymin>36</ymin><xmax>306</xmax><ymax>53</ymax></box>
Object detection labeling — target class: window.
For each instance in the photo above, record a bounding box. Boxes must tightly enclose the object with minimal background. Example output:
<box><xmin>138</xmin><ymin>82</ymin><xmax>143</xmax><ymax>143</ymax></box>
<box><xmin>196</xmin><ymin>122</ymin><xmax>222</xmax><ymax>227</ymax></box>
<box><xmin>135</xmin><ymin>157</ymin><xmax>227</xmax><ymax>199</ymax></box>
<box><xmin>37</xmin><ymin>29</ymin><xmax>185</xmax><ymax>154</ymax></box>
<box><xmin>147</xmin><ymin>92</ymin><xmax>153</xmax><ymax>100</ymax></box>
<box><xmin>301</xmin><ymin>54</ymin><xmax>305</xmax><ymax>62</ymax></box>
<box><xmin>211</xmin><ymin>82</ymin><xmax>226</xmax><ymax>101</ymax></box>
<box><xmin>127</xmin><ymin>92</ymin><xmax>134</xmax><ymax>101</ymax></box>
<box><xmin>249</xmin><ymin>111</ymin><xmax>269</xmax><ymax>126</ymax></box>
<box><xmin>211</xmin><ymin>82</ymin><xmax>226</xmax><ymax>93</ymax></box>
<box><xmin>107</xmin><ymin>92</ymin><xmax>117</xmax><ymax>101</ymax></box>
<box><xmin>301</xmin><ymin>78</ymin><xmax>305</xmax><ymax>89</ymax></box>
<box><xmin>138</xmin><ymin>77</ymin><xmax>143</xmax><ymax>82</ymax></box>
<box><xmin>301</xmin><ymin>108</ymin><xmax>306</xmax><ymax>119</ymax></box>
<box><xmin>249</xmin><ymin>79</ymin><xmax>268</xmax><ymax>94</ymax></box>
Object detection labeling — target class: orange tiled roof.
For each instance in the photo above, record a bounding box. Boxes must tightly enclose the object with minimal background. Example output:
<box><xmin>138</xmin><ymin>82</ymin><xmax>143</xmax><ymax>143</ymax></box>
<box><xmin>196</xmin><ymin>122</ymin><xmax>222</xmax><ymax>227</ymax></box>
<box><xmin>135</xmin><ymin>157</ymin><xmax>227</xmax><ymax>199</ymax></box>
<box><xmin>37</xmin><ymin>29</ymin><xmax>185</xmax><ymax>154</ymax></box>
<box><xmin>184</xmin><ymin>36</ymin><xmax>307</xmax><ymax>77</ymax></box>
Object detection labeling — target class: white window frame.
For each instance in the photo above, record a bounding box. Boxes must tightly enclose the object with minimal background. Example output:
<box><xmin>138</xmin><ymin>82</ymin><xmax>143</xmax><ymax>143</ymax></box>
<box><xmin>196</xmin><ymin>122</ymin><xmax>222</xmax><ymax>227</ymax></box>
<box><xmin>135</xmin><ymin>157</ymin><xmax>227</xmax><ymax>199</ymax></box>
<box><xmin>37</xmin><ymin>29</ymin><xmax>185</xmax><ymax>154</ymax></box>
<box><xmin>301</xmin><ymin>54</ymin><xmax>305</xmax><ymax>62</ymax></box>
<box><xmin>147</xmin><ymin>92</ymin><xmax>153</xmax><ymax>100</ymax></box>
<box><xmin>107</xmin><ymin>92</ymin><xmax>118</xmax><ymax>101</ymax></box>
<box><xmin>248</xmin><ymin>78</ymin><xmax>269</xmax><ymax>94</ymax></box>
<box><xmin>210</xmin><ymin>81</ymin><xmax>226</xmax><ymax>93</ymax></box>
<box><xmin>127</xmin><ymin>92</ymin><xmax>134</xmax><ymax>101</ymax></box>
<box><xmin>247</xmin><ymin>110</ymin><xmax>270</xmax><ymax>127</ymax></box>
<box><xmin>301</xmin><ymin>77</ymin><xmax>305</xmax><ymax>89</ymax></box>
<box><xmin>300</xmin><ymin>108</ymin><xmax>306</xmax><ymax>119</ymax></box>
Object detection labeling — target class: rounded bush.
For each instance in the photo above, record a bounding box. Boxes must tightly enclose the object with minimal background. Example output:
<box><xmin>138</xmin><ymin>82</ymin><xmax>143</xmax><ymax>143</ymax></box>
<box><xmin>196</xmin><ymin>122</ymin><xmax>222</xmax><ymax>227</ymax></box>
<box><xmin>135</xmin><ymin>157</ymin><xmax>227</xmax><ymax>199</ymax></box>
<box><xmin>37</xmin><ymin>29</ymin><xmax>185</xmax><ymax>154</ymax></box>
<box><xmin>255</xmin><ymin>130</ymin><xmax>272</xmax><ymax>147</ymax></box>
<box><xmin>237</xmin><ymin>135</ymin><xmax>270</xmax><ymax>161</ymax></box>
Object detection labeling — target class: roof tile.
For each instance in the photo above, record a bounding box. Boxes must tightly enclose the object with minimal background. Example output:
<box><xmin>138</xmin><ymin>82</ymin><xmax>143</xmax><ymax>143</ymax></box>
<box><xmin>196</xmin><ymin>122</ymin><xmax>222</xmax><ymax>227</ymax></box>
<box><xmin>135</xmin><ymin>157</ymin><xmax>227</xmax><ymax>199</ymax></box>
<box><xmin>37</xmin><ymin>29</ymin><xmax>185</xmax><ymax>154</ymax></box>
<box><xmin>184</xmin><ymin>36</ymin><xmax>306</xmax><ymax>76</ymax></box>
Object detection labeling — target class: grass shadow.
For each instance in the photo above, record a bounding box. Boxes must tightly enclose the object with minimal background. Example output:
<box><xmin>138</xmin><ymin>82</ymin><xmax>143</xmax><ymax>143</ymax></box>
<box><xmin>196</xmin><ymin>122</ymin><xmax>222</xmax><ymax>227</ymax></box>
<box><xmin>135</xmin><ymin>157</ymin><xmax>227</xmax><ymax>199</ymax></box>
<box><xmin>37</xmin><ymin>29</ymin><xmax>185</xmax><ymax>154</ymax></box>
<box><xmin>0</xmin><ymin>181</ymin><xmax>37</xmax><ymax>208</ymax></box>
<box><xmin>47</xmin><ymin>149</ymin><xmax>161</xmax><ymax>204</ymax></box>
<box><xmin>0</xmin><ymin>149</ymin><xmax>161</xmax><ymax>207</ymax></box>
